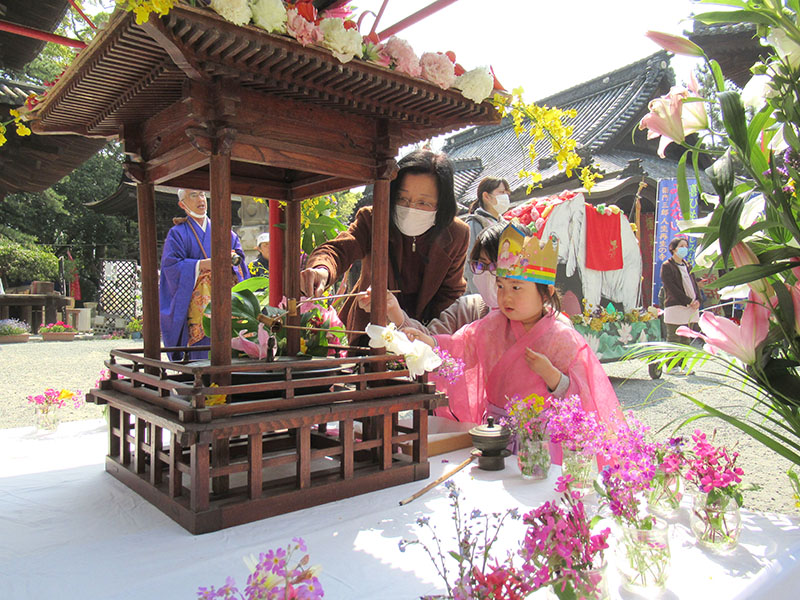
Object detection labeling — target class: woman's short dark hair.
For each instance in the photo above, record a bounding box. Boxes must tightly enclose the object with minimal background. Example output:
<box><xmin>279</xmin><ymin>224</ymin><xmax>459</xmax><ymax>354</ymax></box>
<box><xmin>389</xmin><ymin>149</ymin><xmax>456</xmax><ymax>239</ymax></box>
<box><xmin>469</xmin><ymin>177</ymin><xmax>510</xmax><ymax>214</ymax></box>
<box><xmin>668</xmin><ymin>237</ymin><xmax>688</xmax><ymax>253</ymax></box>
<box><xmin>469</xmin><ymin>221</ymin><xmax>506</xmax><ymax>263</ymax></box>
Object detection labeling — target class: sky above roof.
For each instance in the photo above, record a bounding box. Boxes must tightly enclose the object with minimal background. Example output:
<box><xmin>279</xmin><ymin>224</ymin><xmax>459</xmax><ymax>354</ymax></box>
<box><xmin>362</xmin><ymin>0</ymin><xmax>700</xmax><ymax>100</ymax></box>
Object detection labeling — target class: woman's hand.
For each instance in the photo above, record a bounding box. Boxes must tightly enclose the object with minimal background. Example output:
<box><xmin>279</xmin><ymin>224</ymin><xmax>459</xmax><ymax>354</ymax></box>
<box><xmin>357</xmin><ymin>288</ymin><xmax>404</xmax><ymax>326</ymax></box>
<box><xmin>300</xmin><ymin>267</ymin><xmax>329</xmax><ymax>297</ymax></box>
<box><xmin>403</xmin><ymin>327</ymin><xmax>435</xmax><ymax>348</ymax></box>
<box><xmin>690</xmin><ymin>299</ymin><xmax>700</xmax><ymax>310</ymax></box>
<box><xmin>525</xmin><ymin>348</ymin><xmax>561</xmax><ymax>390</ymax></box>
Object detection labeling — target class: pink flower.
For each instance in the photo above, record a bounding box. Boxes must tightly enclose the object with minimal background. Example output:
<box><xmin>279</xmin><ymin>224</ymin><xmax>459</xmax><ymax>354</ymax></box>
<box><xmin>731</xmin><ymin>241</ymin><xmax>774</xmax><ymax>299</ymax></box>
<box><xmin>639</xmin><ymin>83</ymin><xmax>707</xmax><ymax>158</ymax></box>
<box><xmin>677</xmin><ymin>291</ymin><xmax>770</xmax><ymax>364</ymax></box>
<box><xmin>645</xmin><ymin>31</ymin><xmax>705</xmax><ymax>57</ymax></box>
<box><xmin>286</xmin><ymin>8</ymin><xmax>323</xmax><ymax>46</ymax></box>
<box><xmin>419</xmin><ymin>52</ymin><xmax>456</xmax><ymax>89</ymax></box>
<box><xmin>384</xmin><ymin>36</ymin><xmax>421</xmax><ymax>77</ymax></box>
<box><xmin>231</xmin><ymin>323</ymin><xmax>273</xmax><ymax>359</ymax></box>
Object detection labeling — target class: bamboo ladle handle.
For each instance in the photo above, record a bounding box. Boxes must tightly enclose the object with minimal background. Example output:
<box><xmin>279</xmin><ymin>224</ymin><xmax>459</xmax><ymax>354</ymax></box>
<box><xmin>398</xmin><ymin>450</ymin><xmax>479</xmax><ymax>506</ymax></box>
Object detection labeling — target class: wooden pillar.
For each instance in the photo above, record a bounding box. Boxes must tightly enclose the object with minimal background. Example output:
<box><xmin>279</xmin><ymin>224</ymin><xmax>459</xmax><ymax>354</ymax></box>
<box><xmin>269</xmin><ymin>199</ymin><xmax>284</xmax><ymax>306</ymax></box>
<box><xmin>209</xmin><ymin>152</ymin><xmax>233</xmax><ymax>368</ymax></box>
<box><xmin>370</xmin><ymin>158</ymin><xmax>398</xmax><ymax>326</ymax></box>
<box><xmin>136</xmin><ymin>181</ymin><xmax>161</xmax><ymax>362</ymax></box>
<box><xmin>285</xmin><ymin>199</ymin><xmax>302</xmax><ymax>356</ymax></box>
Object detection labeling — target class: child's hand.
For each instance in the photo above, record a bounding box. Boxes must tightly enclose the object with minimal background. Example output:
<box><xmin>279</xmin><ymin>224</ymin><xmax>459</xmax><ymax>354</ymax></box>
<box><xmin>356</xmin><ymin>288</ymin><xmax>404</xmax><ymax>326</ymax></box>
<box><xmin>525</xmin><ymin>348</ymin><xmax>561</xmax><ymax>391</ymax></box>
<box><xmin>403</xmin><ymin>327</ymin><xmax>435</xmax><ymax>348</ymax></box>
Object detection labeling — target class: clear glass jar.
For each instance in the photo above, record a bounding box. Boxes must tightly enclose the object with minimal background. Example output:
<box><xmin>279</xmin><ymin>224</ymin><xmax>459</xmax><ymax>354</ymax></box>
<box><xmin>517</xmin><ymin>434</ymin><xmax>551</xmax><ymax>480</ymax></box>
<box><xmin>616</xmin><ymin>519</ymin><xmax>671</xmax><ymax>592</ymax></box>
<box><xmin>690</xmin><ymin>491</ymin><xmax>741</xmax><ymax>552</ymax></box>
<box><xmin>561</xmin><ymin>447</ymin><xmax>597</xmax><ymax>492</ymax></box>
<box><xmin>35</xmin><ymin>407</ymin><xmax>60</xmax><ymax>432</ymax></box>
<box><xmin>647</xmin><ymin>469</ymin><xmax>683</xmax><ymax>519</ymax></box>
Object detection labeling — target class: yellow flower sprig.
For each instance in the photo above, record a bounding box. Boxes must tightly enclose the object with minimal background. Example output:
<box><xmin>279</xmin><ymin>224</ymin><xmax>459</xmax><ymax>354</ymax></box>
<box><xmin>0</xmin><ymin>109</ymin><xmax>32</xmax><ymax>147</ymax></box>
<box><xmin>118</xmin><ymin>0</ymin><xmax>178</xmax><ymax>25</ymax></box>
<box><xmin>492</xmin><ymin>88</ymin><xmax>602</xmax><ymax>193</ymax></box>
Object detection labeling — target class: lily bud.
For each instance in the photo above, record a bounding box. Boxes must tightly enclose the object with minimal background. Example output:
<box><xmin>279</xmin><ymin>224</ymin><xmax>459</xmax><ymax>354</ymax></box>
<box><xmin>645</xmin><ymin>31</ymin><xmax>706</xmax><ymax>57</ymax></box>
<box><xmin>791</xmin><ymin>284</ymin><xmax>800</xmax><ymax>336</ymax></box>
<box><xmin>731</xmin><ymin>242</ymin><xmax>775</xmax><ymax>300</ymax></box>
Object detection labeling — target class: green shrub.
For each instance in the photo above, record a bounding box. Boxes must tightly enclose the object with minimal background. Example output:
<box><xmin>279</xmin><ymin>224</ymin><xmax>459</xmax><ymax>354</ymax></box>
<box><xmin>0</xmin><ymin>237</ymin><xmax>59</xmax><ymax>286</ymax></box>
<box><xmin>0</xmin><ymin>318</ymin><xmax>29</xmax><ymax>335</ymax></box>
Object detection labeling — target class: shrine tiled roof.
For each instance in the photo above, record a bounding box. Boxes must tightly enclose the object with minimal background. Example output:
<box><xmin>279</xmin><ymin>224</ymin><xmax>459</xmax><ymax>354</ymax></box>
<box><xmin>442</xmin><ymin>52</ymin><xmax>675</xmax><ymax>204</ymax></box>
<box><xmin>0</xmin><ymin>0</ymin><xmax>72</xmax><ymax>71</ymax></box>
<box><xmin>689</xmin><ymin>22</ymin><xmax>763</xmax><ymax>87</ymax></box>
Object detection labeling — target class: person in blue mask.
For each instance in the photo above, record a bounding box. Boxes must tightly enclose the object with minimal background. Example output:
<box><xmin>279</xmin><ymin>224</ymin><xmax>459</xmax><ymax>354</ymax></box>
<box><xmin>660</xmin><ymin>236</ymin><xmax>701</xmax><ymax>344</ymax></box>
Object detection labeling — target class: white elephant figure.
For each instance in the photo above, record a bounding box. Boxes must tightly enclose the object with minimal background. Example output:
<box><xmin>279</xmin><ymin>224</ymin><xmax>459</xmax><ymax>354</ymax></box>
<box><xmin>540</xmin><ymin>192</ymin><xmax>642</xmax><ymax>312</ymax></box>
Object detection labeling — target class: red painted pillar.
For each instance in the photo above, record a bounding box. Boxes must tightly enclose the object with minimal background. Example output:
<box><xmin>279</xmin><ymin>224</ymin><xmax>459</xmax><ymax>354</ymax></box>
<box><xmin>268</xmin><ymin>199</ymin><xmax>284</xmax><ymax>306</ymax></box>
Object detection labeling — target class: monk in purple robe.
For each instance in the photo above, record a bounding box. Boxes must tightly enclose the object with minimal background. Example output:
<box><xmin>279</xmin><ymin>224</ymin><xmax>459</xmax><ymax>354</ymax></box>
<box><xmin>159</xmin><ymin>189</ymin><xmax>248</xmax><ymax>361</ymax></box>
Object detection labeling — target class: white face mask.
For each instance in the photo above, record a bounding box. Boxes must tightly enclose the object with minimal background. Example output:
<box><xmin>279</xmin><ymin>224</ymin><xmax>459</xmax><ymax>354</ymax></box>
<box><xmin>394</xmin><ymin>205</ymin><xmax>437</xmax><ymax>236</ymax></box>
<box><xmin>185</xmin><ymin>208</ymin><xmax>206</xmax><ymax>220</ymax></box>
<box><xmin>493</xmin><ymin>193</ymin><xmax>510</xmax><ymax>215</ymax></box>
<box><xmin>472</xmin><ymin>271</ymin><xmax>498</xmax><ymax>309</ymax></box>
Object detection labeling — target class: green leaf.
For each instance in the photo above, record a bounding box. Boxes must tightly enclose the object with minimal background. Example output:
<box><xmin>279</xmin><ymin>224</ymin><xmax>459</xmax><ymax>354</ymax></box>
<box><xmin>677</xmin><ymin>151</ymin><xmax>691</xmax><ymax>217</ymax></box>
<box><xmin>711</xmin><ymin>262</ymin><xmax>794</xmax><ymax>288</ymax></box>
<box><xmin>693</xmin><ymin>10</ymin><xmax>781</xmax><ymax>28</ymax></box>
<box><xmin>232</xmin><ymin>277</ymin><xmax>270</xmax><ymax>293</ymax></box>
<box><xmin>719</xmin><ymin>194</ymin><xmax>745</xmax><ymax>265</ymax></box>
<box><xmin>747</xmin><ymin>104</ymin><xmax>774</xmax><ymax>152</ymax></box>
<box><xmin>709</xmin><ymin>59</ymin><xmax>725</xmax><ymax>93</ymax></box>
<box><xmin>719</xmin><ymin>91</ymin><xmax>749</xmax><ymax>156</ymax></box>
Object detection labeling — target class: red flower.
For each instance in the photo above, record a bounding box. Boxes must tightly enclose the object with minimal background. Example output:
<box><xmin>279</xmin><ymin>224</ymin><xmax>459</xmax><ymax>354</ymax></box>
<box><xmin>343</xmin><ymin>19</ymin><xmax>357</xmax><ymax>30</ymax></box>
<box><xmin>454</xmin><ymin>63</ymin><xmax>466</xmax><ymax>76</ymax></box>
<box><xmin>293</xmin><ymin>0</ymin><xmax>317</xmax><ymax>23</ymax></box>
<box><xmin>445</xmin><ymin>50</ymin><xmax>456</xmax><ymax>63</ymax></box>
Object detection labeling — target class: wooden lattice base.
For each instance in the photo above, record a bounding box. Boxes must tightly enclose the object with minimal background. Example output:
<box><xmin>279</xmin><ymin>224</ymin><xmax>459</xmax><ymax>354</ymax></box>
<box><xmin>92</xmin><ymin>388</ymin><xmax>437</xmax><ymax>534</ymax></box>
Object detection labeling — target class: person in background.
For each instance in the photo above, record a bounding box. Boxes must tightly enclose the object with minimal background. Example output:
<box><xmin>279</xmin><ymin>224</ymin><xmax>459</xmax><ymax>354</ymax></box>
<box><xmin>300</xmin><ymin>149</ymin><xmax>469</xmax><ymax>337</ymax></box>
<box><xmin>159</xmin><ymin>189</ymin><xmax>248</xmax><ymax>361</ymax></box>
<box><xmin>660</xmin><ymin>237</ymin><xmax>701</xmax><ymax>344</ymax></box>
<box><xmin>249</xmin><ymin>232</ymin><xmax>270</xmax><ymax>278</ymax></box>
<box><xmin>463</xmin><ymin>177</ymin><xmax>511</xmax><ymax>293</ymax></box>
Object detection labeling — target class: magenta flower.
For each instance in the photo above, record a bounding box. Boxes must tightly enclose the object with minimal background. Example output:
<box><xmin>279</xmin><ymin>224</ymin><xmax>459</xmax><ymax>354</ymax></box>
<box><xmin>677</xmin><ymin>291</ymin><xmax>770</xmax><ymax>364</ymax></box>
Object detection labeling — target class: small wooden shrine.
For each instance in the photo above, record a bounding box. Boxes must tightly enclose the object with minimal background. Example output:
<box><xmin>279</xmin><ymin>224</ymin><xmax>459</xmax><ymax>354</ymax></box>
<box><xmin>28</xmin><ymin>5</ymin><xmax>499</xmax><ymax>533</ymax></box>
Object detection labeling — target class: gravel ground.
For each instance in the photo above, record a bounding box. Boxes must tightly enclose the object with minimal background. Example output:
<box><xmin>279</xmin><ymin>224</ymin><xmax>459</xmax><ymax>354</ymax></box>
<box><xmin>0</xmin><ymin>338</ymin><xmax>795</xmax><ymax>514</ymax></box>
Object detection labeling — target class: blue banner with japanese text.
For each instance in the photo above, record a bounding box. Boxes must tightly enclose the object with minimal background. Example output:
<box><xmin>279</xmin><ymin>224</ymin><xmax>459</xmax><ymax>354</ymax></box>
<box><xmin>652</xmin><ymin>178</ymin><xmax>699</xmax><ymax>305</ymax></box>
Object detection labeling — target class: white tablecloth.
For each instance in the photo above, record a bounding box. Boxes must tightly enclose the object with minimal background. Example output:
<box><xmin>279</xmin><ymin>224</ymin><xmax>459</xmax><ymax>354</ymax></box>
<box><xmin>1</xmin><ymin>420</ymin><xmax>799</xmax><ymax>599</ymax></box>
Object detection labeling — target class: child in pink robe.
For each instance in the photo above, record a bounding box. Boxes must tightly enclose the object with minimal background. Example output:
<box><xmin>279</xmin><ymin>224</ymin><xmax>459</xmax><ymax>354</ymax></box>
<box><xmin>406</xmin><ymin>224</ymin><xmax>623</xmax><ymax>466</ymax></box>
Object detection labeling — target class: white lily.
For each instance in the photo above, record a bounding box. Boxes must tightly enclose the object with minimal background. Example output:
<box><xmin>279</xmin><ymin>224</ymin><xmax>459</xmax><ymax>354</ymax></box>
<box><xmin>404</xmin><ymin>339</ymin><xmax>442</xmax><ymax>379</ymax></box>
<box><xmin>365</xmin><ymin>322</ymin><xmax>413</xmax><ymax>355</ymax></box>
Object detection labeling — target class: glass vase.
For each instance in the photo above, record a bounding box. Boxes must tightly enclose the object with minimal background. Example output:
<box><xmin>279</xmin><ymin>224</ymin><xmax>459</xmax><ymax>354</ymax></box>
<box><xmin>690</xmin><ymin>492</ymin><xmax>741</xmax><ymax>552</ymax></box>
<box><xmin>616</xmin><ymin>520</ymin><xmax>670</xmax><ymax>592</ymax></box>
<box><xmin>548</xmin><ymin>562</ymin><xmax>609</xmax><ymax>600</ymax></box>
<box><xmin>517</xmin><ymin>434</ymin><xmax>551</xmax><ymax>480</ymax></box>
<box><xmin>561</xmin><ymin>447</ymin><xmax>597</xmax><ymax>492</ymax></box>
<box><xmin>647</xmin><ymin>469</ymin><xmax>683</xmax><ymax>519</ymax></box>
<box><xmin>35</xmin><ymin>408</ymin><xmax>60</xmax><ymax>432</ymax></box>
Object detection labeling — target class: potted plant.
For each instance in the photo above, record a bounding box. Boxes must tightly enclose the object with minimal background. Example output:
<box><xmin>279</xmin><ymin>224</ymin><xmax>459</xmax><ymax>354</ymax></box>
<box><xmin>38</xmin><ymin>320</ymin><xmax>77</xmax><ymax>341</ymax></box>
<box><xmin>125</xmin><ymin>316</ymin><xmax>143</xmax><ymax>339</ymax></box>
<box><xmin>0</xmin><ymin>318</ymin><xmax>30</xmax><ymax>343</ymax></box>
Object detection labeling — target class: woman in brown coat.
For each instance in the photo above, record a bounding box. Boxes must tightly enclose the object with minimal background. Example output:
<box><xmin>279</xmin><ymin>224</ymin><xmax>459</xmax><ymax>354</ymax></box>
<box><xmin>300</xmin><ymin>150</ymin><xmax>469</xmax><ymax>336</ymax></box>
<box><xmin>660</xmin><ymin>237</ymin><xmax>701</xmax><ymax>343</ymax></box>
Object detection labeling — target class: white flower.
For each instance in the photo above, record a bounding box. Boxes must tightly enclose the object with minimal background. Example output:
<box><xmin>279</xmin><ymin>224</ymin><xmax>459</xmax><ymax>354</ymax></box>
<box><xmin>210</xmin><ymin>0</ymin><xmax>252</xmax><ymax>26</ymax></box>
<box><xmin>319</xmin><ymin>18</ymin><xmax>362</xmax><ymax>63</ymax></box>
<box><xmin>365</xmin><ymin>322</ymin><xmax>412</xmax><ymax>355</ymax></box>
<box><xmin>420</xmin><ymin>52</ymin><xmax>455</xmax><ymax>89</ymax></box>
<box><xmin>404</xmin><ymin>339</ymin><xmax>442</xmax><ymax>379</ymax></box>
<box><xmin>767</xmin><ymin>28</ymin><xmax>800</xmax><ymax>69</ymax></box>
<box><xmin>456</xmin><ymin>66</ymin><xmax>493</xmax><ymax>103</ymax></box>
<box><xmin>638</xmin><ymin>330</ymin><xmax>649</xmax><ymax>343</ymax></box>
<box><xmin>585</xmin><ymin>334</ymin><xmax>602</xmax><ymax>358</ymax></box>
<box><xmin>617</xmin><ymin>322</ymin><xmax>633</xmax><ymax>345</ymax></box>
<box><xmin>251</xmin><ymin>0</ymin><xmax>286</xmax><ymax>33</ymax></box>
<box><xmin>741</xmin><ymin>74</ymin><xmax>777</xmax><ymax>110</ymax></box>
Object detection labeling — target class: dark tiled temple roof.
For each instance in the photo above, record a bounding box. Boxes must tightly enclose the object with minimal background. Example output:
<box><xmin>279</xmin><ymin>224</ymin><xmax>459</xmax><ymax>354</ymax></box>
<box><xmin>442</xmin><ymin>52</ymin><xmax>712</xmax><ymax>205</ymax></box>
<box><xmin>0</xmin><ymin>78</ymin><xmax>105</xmax><ymax>196</ymax></box>
<box><xmin>689</xmin><ymin>22</ymin><xmax>763</xmax><ymax>88</ymax></box>
<box><xmin>0</xmin><ymin>0</ymin><xmax>72</xmax><ymax>71</ymax></box>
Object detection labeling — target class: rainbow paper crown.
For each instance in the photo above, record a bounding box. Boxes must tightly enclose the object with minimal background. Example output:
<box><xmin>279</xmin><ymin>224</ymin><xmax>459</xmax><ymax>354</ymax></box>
<box><xmin>495</xmin><ymin>220</ymin><xmax>559</xmax><ymax>285</ymax></box>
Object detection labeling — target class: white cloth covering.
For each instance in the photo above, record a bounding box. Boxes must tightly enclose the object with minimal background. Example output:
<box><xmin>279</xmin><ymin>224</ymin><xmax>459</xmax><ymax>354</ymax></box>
<box><xmin>1</xmin><ymin>419</ymin><xmax>799</xmax><ymax>599</ymax></box>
